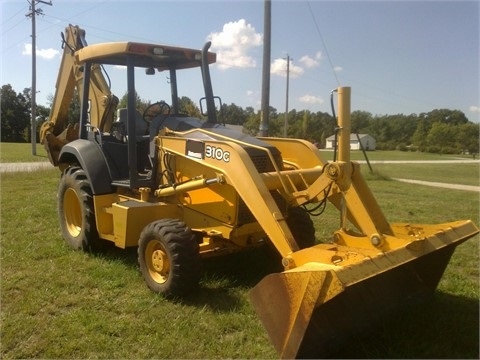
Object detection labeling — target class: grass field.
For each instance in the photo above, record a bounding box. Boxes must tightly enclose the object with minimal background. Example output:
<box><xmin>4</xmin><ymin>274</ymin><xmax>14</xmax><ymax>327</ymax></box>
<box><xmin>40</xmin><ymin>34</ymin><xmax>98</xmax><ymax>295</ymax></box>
<box><xmin>0</xmin><ymin>143</ymin><xmax>50</xmax><ymax>163</ymax></box>
<box><xmin>1</xmin><ymin>144</ymin><xmax>479</xmax><ymax>358</ymax></box>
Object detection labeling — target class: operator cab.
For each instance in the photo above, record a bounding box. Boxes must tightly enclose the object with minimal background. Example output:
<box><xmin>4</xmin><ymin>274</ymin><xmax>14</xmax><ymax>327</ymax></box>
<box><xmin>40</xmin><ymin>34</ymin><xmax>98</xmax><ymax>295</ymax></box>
<box><xmin>75</xmin><ymin>41</ymin><xmax>217</xmax><ymax>189</ymax></box>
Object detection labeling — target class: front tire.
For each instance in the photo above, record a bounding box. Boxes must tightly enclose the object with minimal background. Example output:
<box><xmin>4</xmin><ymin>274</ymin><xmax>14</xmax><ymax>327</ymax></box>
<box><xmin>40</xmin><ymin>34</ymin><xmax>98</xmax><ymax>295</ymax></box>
<box><xmin>138</xmin><ymin>219</ymin><xmax>201</xmax><ymax>297</ymax></box>
<box><xmin>57</xmin><ymin>166</ymin><xmax>100</xmax><ymax>251</ymax></box>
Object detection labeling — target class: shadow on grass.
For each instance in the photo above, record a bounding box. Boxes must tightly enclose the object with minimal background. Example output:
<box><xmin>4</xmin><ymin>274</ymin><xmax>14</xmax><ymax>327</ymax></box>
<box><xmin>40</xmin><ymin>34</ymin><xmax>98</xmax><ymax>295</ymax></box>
<box><xmin>91</xmin><ymin>242</ymin><xmax>281</xmax><ymax>313</ymax></box>
<box><xmin>184</xmin><ymin>246</ymin><xmax>283</xmax><ymax>312</ymax></box>
<box><xmin>328</xmin><ymin>291</ymin><xmax>479</xmax><ymax>359</ymax></box>
<box><xmin>89</xmin><ymin>242</ymin><xmax>478</xmax><ymax>358</ymax></box>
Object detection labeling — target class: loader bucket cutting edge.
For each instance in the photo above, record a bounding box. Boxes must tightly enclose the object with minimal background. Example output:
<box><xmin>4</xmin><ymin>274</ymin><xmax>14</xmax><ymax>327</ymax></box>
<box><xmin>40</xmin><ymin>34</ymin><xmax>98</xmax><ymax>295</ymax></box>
<box><xmin>250</xmin><ymin>220</ymin><xmax>479</xmax><ymax>359</ymax></box>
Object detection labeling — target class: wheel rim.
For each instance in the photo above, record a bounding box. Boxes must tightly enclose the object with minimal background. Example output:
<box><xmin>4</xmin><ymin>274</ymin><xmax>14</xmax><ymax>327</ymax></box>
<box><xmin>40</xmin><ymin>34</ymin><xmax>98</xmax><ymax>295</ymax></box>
<box><xmin>63</xmin><ymin>188</ymin><xmax>82</xmax><ymax>237</ymax></box>
<box><xmin>145</xmin><ymin>239</ymin><xmax>170</xmax><ymax>284</ymax></box>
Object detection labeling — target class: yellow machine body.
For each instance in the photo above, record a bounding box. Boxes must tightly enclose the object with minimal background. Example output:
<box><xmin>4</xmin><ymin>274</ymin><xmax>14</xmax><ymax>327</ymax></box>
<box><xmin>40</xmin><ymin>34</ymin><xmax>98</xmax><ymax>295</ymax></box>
<box><xmin>45</xmin><ymin>25</ymin><xmax>478</xmax><ymax>358</ymax></box>
<box><xmin>90</xmin><ymin>88</ymin><xmax>477</xmax><ymax>357</ymax></box>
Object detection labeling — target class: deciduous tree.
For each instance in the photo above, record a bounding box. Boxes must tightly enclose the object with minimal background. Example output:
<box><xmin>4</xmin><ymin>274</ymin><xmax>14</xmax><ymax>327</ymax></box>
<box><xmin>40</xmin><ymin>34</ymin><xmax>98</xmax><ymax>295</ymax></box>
<box><xmin>1</xmin><ymin>84</ymin><xmax>30</xmax><ymax>142</ymax></box>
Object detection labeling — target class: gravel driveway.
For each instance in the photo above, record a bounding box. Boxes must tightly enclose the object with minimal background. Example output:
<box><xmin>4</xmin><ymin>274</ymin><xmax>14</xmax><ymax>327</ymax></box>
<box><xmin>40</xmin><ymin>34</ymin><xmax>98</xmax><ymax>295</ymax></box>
<box><xmin>0</xmin><ymin>162</ymin><xmax>53</xmax><ymax>173</ymax></box>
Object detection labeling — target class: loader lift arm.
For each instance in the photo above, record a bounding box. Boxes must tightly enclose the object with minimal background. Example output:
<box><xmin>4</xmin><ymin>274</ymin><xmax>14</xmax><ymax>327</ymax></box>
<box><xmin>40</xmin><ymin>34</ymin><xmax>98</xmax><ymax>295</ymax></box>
<box><xmin>152</xmin><ymin>88</ymin><xmax>480</xmax><ymax>359</ymax></box>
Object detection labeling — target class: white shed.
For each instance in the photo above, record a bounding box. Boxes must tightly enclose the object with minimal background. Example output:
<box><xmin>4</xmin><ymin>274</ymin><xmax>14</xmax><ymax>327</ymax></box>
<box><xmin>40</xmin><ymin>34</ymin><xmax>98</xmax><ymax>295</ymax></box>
<box><xmin>325</xmin><ymin>133</ymin><xmax>376</xmax><ymax>151</ymax></box>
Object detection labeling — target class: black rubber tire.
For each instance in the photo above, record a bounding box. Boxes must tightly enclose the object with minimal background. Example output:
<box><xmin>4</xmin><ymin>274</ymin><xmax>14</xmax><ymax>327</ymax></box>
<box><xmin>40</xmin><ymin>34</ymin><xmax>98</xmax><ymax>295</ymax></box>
<box><xmin>57</xmin><ymin>166</ymin><xmax>100</xmax><ymax>251</ymax></box>
<box><xmin>138</xmin><ymin>219</ymin><xmax>201</xmax><ymax>297</ymax></box>
<box><xmin>286</xmin><ymin>206</ymin><xmax>316</xmax><ymax>249</ymax></box>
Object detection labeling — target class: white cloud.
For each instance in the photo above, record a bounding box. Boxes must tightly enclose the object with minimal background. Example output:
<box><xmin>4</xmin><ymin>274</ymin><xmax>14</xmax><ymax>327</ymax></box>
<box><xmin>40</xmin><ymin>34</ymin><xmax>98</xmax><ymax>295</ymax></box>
<box><xmin>334</xmin><ymin>66</ymin><xmax>343</xmax><ymax>72</ymax></box>
<box><xmin>469</xmin><ymin>105</ymin><xmax>480</xmax><ymax>113</ymax></box>
<box><xmin>299</xmin><ymin>94</ymin><xmax>324</xmax><ymax>105</ymax></box>
<box><xmin>299</xmin><ymin>54</ymin><xmax>320</xmax><ymax>68</ymax></box>
<box><xmin>270</xmin><ymin>58</ymin><xmax>286</xmax><ymax>76</ymax></box>
<box><xmin>272</xmin><ymin>51</ymin><xmax>322</xmax><ymax>78</ymax></box>
<box><xmin>270</xmin><ymin>58</ymin><xmax>304</xmax><ymax>78</ymax></box>
<box><xmin>22</xmin><ymin>43</ymin><xmax>59</xmax><ymax>60</ymax></box>
<box><xmin>208</xmin><ymin>19</ymin><xmax>262</xmax><ymax>70</ymax></box>
<box><xmin>298</xmin><ymin>51</ymin><xmax>323</xmax><ymax>68</ymax></box>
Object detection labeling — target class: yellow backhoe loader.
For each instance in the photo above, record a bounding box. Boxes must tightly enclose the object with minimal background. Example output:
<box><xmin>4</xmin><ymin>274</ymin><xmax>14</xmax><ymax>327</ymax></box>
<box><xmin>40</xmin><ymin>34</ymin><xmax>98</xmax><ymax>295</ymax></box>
<box><xmin>41</xmin><ymin>24</ymin><xmax>478</xmax><ymax>358</ymax></box>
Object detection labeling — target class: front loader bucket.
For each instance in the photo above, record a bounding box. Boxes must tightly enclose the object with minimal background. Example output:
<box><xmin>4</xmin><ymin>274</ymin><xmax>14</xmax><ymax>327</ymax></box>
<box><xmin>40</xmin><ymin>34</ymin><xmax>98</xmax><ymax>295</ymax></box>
<box><xmin>250</xmin><ymin>220</ymin><xmax>479</xmax><ymax>359</ymax></box>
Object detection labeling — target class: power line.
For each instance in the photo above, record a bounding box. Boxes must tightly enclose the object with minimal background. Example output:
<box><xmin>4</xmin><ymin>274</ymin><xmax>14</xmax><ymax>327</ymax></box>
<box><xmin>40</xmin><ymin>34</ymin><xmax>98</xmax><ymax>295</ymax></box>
<box><xmin>1</xmin><ymin>0</ymin><xmax>113</xmax><ymax>54</ymax></box>
<box><xmin>303</xmin><ymin>2</ymin><xmax>441</xmax><ymax>115</ymax></box>
<box><xmin>306</xmin><ymin>1</ymin><xmax>340</xmax><ymax>87</ymax></box>
<box><xmin>1</xmin><ymin>4</ymin><xmax>28</xmax><ymax>27</ymax></box>
<box><xmin>40</xmin><ymin>13</ymin><xmax>155</xmax><ymax>43</ymax></box>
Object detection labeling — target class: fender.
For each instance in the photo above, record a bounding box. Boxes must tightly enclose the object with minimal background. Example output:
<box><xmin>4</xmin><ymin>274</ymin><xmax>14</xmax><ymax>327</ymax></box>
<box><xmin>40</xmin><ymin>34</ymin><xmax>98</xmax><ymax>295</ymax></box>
<box><xmin>58</xmin><ymin>139</ymin><xmax>113</xmax><ymax>195</ymax></box>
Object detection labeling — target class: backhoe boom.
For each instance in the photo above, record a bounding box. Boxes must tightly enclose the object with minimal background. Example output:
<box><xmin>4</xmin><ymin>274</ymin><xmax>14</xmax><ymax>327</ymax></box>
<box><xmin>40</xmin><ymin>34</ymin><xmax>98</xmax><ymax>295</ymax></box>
<box><xmin>40</xmin><ymin>24</ymin><xmax>118</xmax><ymax>166</ymax></box>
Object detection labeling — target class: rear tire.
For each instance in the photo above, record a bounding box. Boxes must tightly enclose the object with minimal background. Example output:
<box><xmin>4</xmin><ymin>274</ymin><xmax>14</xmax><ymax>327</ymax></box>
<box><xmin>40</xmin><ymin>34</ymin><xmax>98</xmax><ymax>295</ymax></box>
<box><xmin>287</xmin><ymin>206</ymin><xmax>316</xmax><ymax>249</ymax></box>
<box><xmin>57</xmin><ymin>166</ymin><xmax>100</xmax><ymax>251</ymax></box>
<box><xmin>138</xmin><ymin>219</ymin><xmax>201</xmax><ymax>297</ymax></box>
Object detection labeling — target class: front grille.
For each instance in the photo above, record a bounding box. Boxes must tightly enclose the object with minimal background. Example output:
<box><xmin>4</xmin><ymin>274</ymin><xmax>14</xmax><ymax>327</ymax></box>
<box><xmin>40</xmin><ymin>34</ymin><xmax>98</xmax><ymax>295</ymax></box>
<box><xmin>249</xmin><ymin>153</ymin><xmax>283</xmax><ymax>173</ymax></box>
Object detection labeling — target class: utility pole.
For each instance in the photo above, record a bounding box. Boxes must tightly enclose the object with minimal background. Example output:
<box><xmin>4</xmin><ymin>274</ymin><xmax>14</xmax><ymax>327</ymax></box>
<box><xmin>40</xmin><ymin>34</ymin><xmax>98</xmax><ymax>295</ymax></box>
<box><xmin>26</xmin><ymin>0</ymin><xmax>52</xmax><ymax>155</ymax></box>
<box><xmin>284</xmin><ymin>54</ymin><xmax>290</xmax><ymax>137</ymax></box>
<box><xmin>259</xmin><ymin>0</ymin><xmax>271</xmax><ymax>137</ymax></box>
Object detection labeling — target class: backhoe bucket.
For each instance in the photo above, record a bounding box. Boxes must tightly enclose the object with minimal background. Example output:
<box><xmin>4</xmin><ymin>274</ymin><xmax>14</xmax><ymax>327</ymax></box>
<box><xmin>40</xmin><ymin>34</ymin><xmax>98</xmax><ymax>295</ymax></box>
<box><xmin>250</xmin><ymin>220</ymin><xmax>479</xmax><ymax>359</ymax></box>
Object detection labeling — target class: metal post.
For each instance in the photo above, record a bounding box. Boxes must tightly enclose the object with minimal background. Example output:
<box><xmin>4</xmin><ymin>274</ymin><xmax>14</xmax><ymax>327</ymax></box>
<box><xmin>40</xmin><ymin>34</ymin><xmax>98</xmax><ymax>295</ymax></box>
<box><xmin>284</xmin><ymin>54</ymin><xmax>290</xmax><ymax>137</ymax></box>
<box><xmin>31</xmin><ymin>0</ymin><xmax>36</xmax><ymax>155</ymax></box>
<box><xmin>337</xmin><ymin>86</ymin><xmax>351</xmax><ymax>163</ymax></box>
<box><xmin>356</xmin><ymin>132</ymin><xmax>374</xmax><ymax>173</ymax></box>
<box><xmin>259</xmin><ymin>0</ymin><xmax>271</xmax><ymax>137</ymax></box>
<box><xmin>26</xmin><ymin>0</ymin><xmax>52</xmax><ymax>155</ymax></box>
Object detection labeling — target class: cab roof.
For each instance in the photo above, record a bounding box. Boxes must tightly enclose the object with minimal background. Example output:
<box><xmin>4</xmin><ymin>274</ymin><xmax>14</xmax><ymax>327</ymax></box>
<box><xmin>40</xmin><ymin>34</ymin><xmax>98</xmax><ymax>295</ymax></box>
<box><xmin>75</xmin><ymin>41</ymin><xmax>216</xmax><ymax>71</ymax></box>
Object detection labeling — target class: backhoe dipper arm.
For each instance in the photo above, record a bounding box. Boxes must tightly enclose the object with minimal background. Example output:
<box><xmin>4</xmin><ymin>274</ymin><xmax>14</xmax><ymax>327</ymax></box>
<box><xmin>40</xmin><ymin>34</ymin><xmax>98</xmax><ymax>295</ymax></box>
<box><xmin>40</xmin><ymin>24</ymin><xmax>118</xmax><ymax>166</ymax></box>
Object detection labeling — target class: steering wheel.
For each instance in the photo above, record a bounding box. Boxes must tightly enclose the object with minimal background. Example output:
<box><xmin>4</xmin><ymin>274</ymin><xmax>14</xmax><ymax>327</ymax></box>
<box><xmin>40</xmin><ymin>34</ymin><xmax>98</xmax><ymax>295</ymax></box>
<box><xmin>143</xmin><ymin>101</ymin><xmax>171</xmax><ymax>122</ymax></box>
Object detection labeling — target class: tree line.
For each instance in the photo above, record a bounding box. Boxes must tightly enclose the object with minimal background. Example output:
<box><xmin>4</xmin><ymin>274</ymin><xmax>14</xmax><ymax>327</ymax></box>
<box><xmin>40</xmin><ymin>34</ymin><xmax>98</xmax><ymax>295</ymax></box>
<box><xmin>1</xmin><ymin>83</ymin><xmax>478</xmax><ymax>156</ymax></box>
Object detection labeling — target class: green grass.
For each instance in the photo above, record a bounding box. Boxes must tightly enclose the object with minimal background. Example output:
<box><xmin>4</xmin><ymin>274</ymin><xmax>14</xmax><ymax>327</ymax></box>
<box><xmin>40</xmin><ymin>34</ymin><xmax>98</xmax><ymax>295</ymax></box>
<box><xmin>319</xmin><ymin>149</ymin><xmax>480</xmax><ymax>187</ymax></box>
<box><xmin>369</xmin><ymin>163</ymin><xmax>479</xmax><ymax>186</ymax></box>
<box><xmin>321</xmin><ymin>149</ymin><xmax>476</xmax><ymax>161</ymax></box>
<box><xmin>0</xmin><ymin>142</ymin><xmax>49</xmax><ymax>163</ymax></box>
<box><xmin>0</xmin><ymin>170</ymin><xmax>276</xmax><ymax>359</ymax></box>
<box><xmin>1</xmin><ymin>148</ymin><xmax>479</xmax><ymax>359</ymax></box>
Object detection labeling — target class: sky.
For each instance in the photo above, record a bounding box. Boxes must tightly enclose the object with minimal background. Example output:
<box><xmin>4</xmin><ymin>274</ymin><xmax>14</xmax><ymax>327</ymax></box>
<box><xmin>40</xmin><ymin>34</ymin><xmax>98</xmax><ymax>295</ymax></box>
<box><xmin>1</xmin><ymin>0</ymin><xmax>479</xmax><ymax>122</ymax></box>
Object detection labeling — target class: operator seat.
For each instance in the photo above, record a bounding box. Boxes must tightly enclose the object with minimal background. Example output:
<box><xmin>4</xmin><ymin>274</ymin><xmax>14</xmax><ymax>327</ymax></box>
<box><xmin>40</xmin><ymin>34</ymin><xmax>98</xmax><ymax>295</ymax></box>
<box><xmin>111</xmin><ymin>108</ymin><xmax>151</xmax><ymax>173</ymax></box>
<box><xmin>114</xmin><ymin>108</ymin><xmax>148</xmax><ymax>138</ymax></box>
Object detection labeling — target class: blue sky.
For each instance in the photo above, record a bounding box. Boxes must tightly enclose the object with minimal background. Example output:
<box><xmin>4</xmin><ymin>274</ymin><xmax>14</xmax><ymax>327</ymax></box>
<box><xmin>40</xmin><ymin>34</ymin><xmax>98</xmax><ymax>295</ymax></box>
<box><xmin>1</xmin><ymin>0</ymin><xmax>479</xmax><ymax>122</ymax></box>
